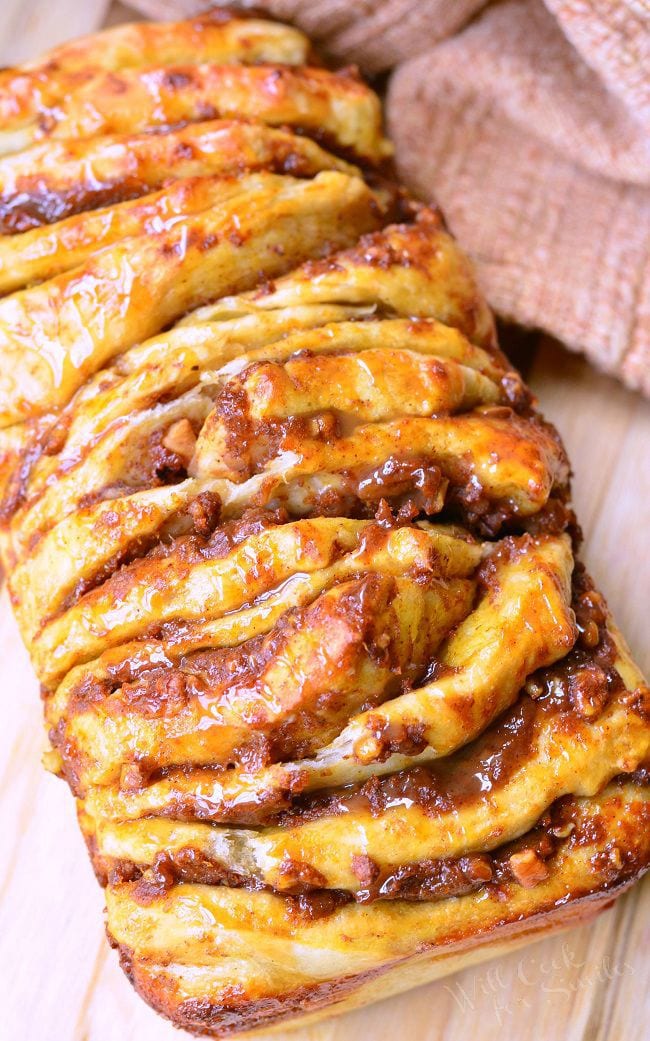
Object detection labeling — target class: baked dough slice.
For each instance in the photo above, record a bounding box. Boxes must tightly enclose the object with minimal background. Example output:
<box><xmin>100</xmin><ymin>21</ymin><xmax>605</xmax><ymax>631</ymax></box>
<box><xmin>0</xmin><ymin>10</ymin><xmax>647</xmax><ymax>1039</ymax></box>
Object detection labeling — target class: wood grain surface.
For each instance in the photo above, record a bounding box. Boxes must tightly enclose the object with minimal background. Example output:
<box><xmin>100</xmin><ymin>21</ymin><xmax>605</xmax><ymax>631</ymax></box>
<box><xmin>0</xmin><ymin>5</ymin><xmax>648</xmax><ymax>1039</ymax></box>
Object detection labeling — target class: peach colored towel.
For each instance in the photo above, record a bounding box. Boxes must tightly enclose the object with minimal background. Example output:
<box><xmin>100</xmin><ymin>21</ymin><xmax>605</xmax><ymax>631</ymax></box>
<box><xmin>127</xmin><ymin>0</ymin><xmax>650</xmax><ymax>394</ymax></box>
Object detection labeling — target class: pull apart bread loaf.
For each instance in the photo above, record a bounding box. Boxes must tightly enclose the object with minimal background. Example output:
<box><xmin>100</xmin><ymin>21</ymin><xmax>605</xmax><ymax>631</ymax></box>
<box><xmin>0</xmin><ymin>9</ymin><xmax>648</xmax><ymax>1037</ymax></box>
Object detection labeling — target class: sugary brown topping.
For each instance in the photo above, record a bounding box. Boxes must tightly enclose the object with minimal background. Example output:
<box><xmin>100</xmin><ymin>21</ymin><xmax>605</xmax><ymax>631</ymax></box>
<box><xmin>0</xmin><ymin>10</ymin><xmax>647</xmax><ymax>1037</ymax></box>
<box><xmin>508</xmin><ymin>850</ymin><xmax>549</xmax><ymax>888</ymax></box>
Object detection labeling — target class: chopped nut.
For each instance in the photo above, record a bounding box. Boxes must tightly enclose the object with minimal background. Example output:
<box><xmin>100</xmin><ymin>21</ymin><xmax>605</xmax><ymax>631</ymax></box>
<box><xmin>161</xmin><ymin>418</ymin><xmax>196</xmax><ymax>466</ymax></box>
<box><xmin>462</xmin><ymin>854</ymin><xmax>493</xmax><ymax>883</ymax></box>
<box><xmin>578</xmin><ymin>619</ymin><xmax>600</xmax><ymax>649</ymax></box>
<box><xmin>535</xmin><ymin>833</ymin><xmax>555</xmax><ymax>858</ymax></box>
<box><xmin>608</xmin><ymin>847</ymin><xmax>623</xmax><ymax>870</ymax></box>
<box><xmin>353</xmin><ymin>734</ymin><xmax>383</xmax><ymax>764</ymax></box>
<box><xmin>351</xmin><ymin>853</ymin><xmax>380</xmax><ymax>887</ymax></box>
<box><xmin>278</xmin><ymin>856</ymin><xmax>327</xmax><ymax>890</ymax></box>
<box><xmin>187</xmin><ymin>490</ymin><xmax>221</xmax><ymax>537</ymax></box>
<box><xmin>307</xmin><ymin>411</ymin><xmax>339</xmax><ymax>440</ymax></box>
<box><xmin>509</xmin><ymin>849</ymin><xmax>549</xmax><ymax>888</ymax></box>
<box><xmin>525</xmin><ymin>677</ymin><xmax>545</xmax><ymax>700</ymax></box>
<box><xmin>568</xmin><ymin>665</ymin><xmax>609</xmax><ymax>719</ymax></box>
<box><xmin>551</xmin><ymin>821</ymin><xmax>575</xmax><ymax>839</ymax></box>
<box><xmin>120</xmin><ymin>762</ymin><xmax>147</xmax><ymax>791</ymax></box>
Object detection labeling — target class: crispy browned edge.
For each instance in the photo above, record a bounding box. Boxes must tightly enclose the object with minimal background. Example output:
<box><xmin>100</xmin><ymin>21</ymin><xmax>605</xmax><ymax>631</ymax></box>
<box><xmin>112</xmin><ymin>881</ymin><xmax>634</xmax><ymax>1037</ymax></box>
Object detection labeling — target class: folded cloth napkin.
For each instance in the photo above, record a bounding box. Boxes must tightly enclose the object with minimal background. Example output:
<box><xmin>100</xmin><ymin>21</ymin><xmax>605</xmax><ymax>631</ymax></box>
<box><xmin>127</xmin><ymin>0</ymin><xmax>650</xmax><ymax>394</ymax></box>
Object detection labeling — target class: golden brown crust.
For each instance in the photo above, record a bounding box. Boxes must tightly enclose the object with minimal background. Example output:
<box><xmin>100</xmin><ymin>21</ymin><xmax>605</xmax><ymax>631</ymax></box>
<box><xmin>0</xmin><ymin>9</ymin><xmax>647</xmax><ymax>1039</ymax></box>
<box><xmin>0</xmin><ymin>13</ymin><xmax>312</xmax><ymax>132</ymax></box>
<box><xmin>0</xmin><ymin>121</ymin><xmax>358</xmax><ymax>234</ymax></box>
<box><xmin>106</xmin><ymin>782</ymin><xmax>649</xmax><ymax>1036</ymax></box>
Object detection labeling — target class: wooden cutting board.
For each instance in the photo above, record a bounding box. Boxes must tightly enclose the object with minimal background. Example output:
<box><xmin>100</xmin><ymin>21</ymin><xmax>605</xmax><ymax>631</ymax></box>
<box><xmin>0</xmin><ymin>5</ymin><xmax>648</xmax><ymax>1038</ymax></box>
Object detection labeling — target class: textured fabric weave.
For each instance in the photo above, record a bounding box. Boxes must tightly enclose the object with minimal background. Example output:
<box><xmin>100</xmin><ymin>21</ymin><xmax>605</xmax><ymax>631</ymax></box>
<box><xmin>125</xmin><ymin>0</ymin><xmax>650</xmax><ymax>394</ymax></box>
